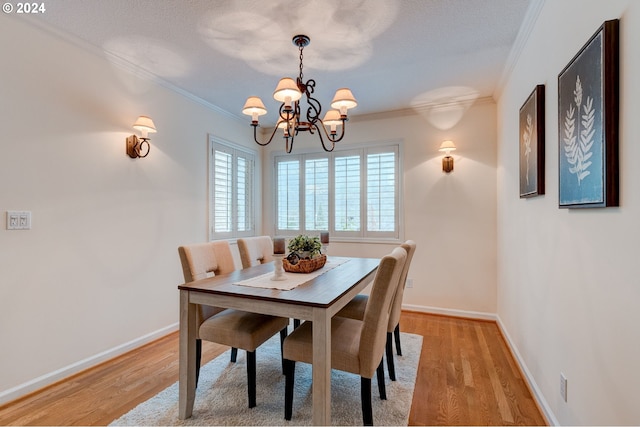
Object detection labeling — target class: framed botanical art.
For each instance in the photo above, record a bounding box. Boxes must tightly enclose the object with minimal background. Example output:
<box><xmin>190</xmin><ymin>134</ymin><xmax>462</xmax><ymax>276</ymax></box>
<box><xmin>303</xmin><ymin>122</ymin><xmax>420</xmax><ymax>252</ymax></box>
<box><xmin>557</xmin><ymin>19</ymin><xmax>619</xmax><ymax>208</ymax></box>
<box><xmin>519</xmin><ymin>84</ymin><xmax>545</xmax><ymax>198</ymax></box>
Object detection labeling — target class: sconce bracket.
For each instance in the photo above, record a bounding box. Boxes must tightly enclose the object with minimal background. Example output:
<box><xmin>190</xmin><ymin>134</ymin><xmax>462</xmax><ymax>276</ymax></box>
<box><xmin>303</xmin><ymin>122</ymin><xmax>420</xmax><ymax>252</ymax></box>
<box><xmin>126</xmin><ymin>135</ymin><xmax>150</xmax><ymax>158</ymax></box>
<box><xmin>442</xmin><ymin>156</ymin><xmax>454</xmax><ymax>173</ymax></box>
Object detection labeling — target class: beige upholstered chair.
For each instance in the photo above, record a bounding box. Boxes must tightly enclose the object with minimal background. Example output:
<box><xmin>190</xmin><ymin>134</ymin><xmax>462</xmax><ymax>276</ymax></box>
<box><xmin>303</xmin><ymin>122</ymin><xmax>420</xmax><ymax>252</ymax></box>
<box><xmin>336</xmin><ymin>240</ymin><xmax>416</xmax><ymax>381</ymax></box>
<box><xmin>283</xmin><ymin>247</ymin><xmax>407</xmax><ymax>425</ymax></box>
<box><xmin>237</xmin><ymin>236</ymin><xmax>274</xmax><ymax>269</ymax></box>
<box><xmin>178</xmin><ymin>240</ymin><xmax>289</xmax><ymax>408</ymax></box>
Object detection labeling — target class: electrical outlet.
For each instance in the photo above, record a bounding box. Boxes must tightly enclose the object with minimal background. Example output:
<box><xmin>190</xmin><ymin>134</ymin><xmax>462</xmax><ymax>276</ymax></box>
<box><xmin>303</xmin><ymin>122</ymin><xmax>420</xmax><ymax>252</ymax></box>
<box><xmin>560</xmin><ymin>373</ymin><xmax>568</xmax><ymax>402</ymax></box>
<box><xmin>406</xmin><ymin>278</ymin><xmax>413</xmax><ymax>288</ymax></box>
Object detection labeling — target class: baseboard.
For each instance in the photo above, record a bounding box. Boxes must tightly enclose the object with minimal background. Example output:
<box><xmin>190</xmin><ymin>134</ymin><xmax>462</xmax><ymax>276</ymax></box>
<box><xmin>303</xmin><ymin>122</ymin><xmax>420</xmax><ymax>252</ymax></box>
<box><xmin>0</xmin><ymin>323</ymin><xmax>179</xmax><ymax>406</ymax></box>
<box><xmin>402</xmin><ymin>303</ymin><xmax>497</xmax><ymax>321</ymax></box>
<box><xmin>495</xmin><ymin>315</ymin><xmax>559</xmax><ymax>426</ymax></box>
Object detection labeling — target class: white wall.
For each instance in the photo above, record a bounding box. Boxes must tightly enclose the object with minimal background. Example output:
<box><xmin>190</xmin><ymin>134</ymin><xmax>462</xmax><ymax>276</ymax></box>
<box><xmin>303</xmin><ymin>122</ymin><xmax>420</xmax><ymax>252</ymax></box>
<box><xmin>497</xmin><ymin>1</ymin><xmax>640</xmax><ymax>424</ymax></box>
<box><xmin>0</xmin><ymin>16</ymin><xmax>251</xmax><ymax>401</ymax></box>
<box><xmin>261</xmin><ymin>102</ymin><xmax>498</xmax><ymax>315</ymax></box>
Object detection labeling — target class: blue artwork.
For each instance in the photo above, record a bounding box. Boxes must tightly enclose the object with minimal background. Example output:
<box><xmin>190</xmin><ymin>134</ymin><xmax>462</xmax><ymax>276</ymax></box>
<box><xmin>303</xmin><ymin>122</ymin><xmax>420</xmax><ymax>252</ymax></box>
<box><xmin>557</xmin><ymin>20</ymin><xmax>619</xmax><ymax>208</ymax></box>
<box><xmin>558</xmin><ymin>33</ymin><xmax>603</xmax><ymax>206</ymax></box>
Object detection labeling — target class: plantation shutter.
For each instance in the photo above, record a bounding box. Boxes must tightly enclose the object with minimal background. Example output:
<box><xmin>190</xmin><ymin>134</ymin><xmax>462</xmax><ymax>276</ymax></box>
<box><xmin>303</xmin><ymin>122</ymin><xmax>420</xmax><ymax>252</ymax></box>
<box><xmin>273</xmin><ymin>142</ymin><xmax>400</xmax><ymax>241</ymax></box>
<box><xmin>334</xmin><ymin>153</ymin><xmax>361</xmax><ymax>233</ymax></box>
<box><xmin>236</xmin><ymin>152</ymin><xmax>254</xmax><ymax>235</ymax></box>
<box><xmin>305</xmin><ymin>157</ymin><xmax>329</xmax><ymax>231</ymax></box>
<box><xmin>213</xmin><ymin>147</ymin><xmax>233</xmax><ymax>235</ymax></box>
<box><xmin>366</xmin><ymin>147</ymin><xmax>398</xmax><ymax>237</ymax></box>
<box><xmin>276</xmin><ymin>158</ymin><xmax>301</xmax><ymax>232</ymax></box>
<box><xmin>210</xmin><ymin>137</ymin><xmax>256</xmax><ymax>240</ymax></box>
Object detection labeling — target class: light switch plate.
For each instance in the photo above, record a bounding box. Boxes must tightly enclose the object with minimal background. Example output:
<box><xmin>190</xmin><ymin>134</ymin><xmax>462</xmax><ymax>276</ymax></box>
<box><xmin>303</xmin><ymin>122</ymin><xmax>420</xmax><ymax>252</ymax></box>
<box><xmin>6</xmin><ymin>211</ymin><xmax>31</xmax><ymax>230</ymax></box>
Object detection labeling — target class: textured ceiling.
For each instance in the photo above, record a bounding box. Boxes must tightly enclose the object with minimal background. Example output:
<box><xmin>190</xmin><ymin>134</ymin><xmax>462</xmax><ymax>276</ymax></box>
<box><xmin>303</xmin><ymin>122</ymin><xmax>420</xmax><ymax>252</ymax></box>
<box><xmin>34</xmin><ymin>0</ymin><xmax>531</xmax><ymax>127</ymax></box>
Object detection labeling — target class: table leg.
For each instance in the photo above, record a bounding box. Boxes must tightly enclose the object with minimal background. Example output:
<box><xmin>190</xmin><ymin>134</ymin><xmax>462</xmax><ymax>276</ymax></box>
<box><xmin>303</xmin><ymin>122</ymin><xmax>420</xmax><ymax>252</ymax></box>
<box><xmin>178</xmin><ymin>290</ymin><xmax>197</xmax><ymax>419</ymax></box>
<box><xmin>312</xmin><ymin>307</ymin><xmax>331</xmax><ymax>426</ymax></box>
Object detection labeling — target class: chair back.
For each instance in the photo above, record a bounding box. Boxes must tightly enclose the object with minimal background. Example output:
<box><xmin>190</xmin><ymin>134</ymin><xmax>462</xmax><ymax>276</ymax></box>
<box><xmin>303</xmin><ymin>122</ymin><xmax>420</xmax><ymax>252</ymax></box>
<box><xmin>388</xmin><ymin>240</ymin><xmax>416</xmax><ymax>332</ymax></box>
<box><xmin>178</xmin><ymin>241</ymin><xmax>237</xmax><ymax>335</ymax></box>
<box><xmin>237</xmin><ymin>236</ymin><xmax>274</xmax><ymax>269</ymax></box>
<box><xmin>178</xmin><ymin>240</ymin><xmax>236</xmax><ymax>282</ymax></box>
<box><xmin>359</xmin><ymin>247</ymin><xmax>407</xmax><ymax>378</ymax></box>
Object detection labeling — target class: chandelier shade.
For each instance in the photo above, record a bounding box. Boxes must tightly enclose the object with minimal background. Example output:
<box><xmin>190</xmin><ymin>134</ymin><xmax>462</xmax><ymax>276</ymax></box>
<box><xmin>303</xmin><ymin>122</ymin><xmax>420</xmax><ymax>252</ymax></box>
<box><xmin>331</xmin><ymin>88</ymin><xmax>358</xmax><ymax>114</ymax></box>
<box><xmin>322</xmin><ymin>109</ymin><xmax>343</xmax><ymax>135</ymax></box>
<box><xmin>242</xmin><ymin>34</ymin><xmax>357</xmax><ymax>153</ymax></box>
<box><xmin>273</xmin><ymin>78</ymin><xmax>302</xmax><ymax>104</ymax></box>
<box><xmin>242</xmin><ymin>96</ymin><xmax>268</xmax><ymax>123</ymax></box>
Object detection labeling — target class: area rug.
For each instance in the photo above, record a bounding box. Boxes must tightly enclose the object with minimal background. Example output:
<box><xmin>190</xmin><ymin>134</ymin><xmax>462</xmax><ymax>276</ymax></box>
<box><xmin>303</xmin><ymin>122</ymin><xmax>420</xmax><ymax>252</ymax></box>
<box><xmin>111</xmin><ymin>332</ymin><xmax>422</xmax><ymax>426</ymax></box>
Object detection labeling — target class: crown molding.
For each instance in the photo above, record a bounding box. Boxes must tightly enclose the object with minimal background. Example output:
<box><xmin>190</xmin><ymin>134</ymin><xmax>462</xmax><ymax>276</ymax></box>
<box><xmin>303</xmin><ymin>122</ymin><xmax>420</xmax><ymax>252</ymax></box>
<box><xmin>494</xmin><ymin>0</ymin><xmax>546</xmax><ymax>100</ymax></box>
<box><xmin>349</xmin><ymin>95</ymin><xmax>495</xmax><ymax>123</ymax></box>
<box><xmin>20</xmin><ymin>17</ymin><xmax>243</xmax><ymax>124</ymax></box>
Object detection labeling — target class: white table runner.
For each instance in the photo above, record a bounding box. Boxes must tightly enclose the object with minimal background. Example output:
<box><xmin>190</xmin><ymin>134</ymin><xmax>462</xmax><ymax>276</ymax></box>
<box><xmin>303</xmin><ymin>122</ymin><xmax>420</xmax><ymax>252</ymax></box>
<box><xmin>234</xmin><ymin>258</ymin><xmax>349</xmax><ymax>291</ymax></box>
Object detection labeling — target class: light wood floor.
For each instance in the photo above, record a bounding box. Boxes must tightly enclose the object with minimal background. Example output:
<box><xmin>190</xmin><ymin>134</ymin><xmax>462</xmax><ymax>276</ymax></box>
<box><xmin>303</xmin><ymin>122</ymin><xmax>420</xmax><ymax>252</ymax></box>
<box><xmin>0</xmin><ymin>312</ymin><xmax>547</xmax><ymax>426</ymax></box>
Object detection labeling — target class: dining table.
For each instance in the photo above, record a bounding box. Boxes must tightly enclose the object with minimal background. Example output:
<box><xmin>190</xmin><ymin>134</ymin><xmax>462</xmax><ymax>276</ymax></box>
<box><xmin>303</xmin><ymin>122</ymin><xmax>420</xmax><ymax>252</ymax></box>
<box><xmin>177</xmin><ymin>256</ymin><xmax>379</xmax><ymax>426</ymax></box>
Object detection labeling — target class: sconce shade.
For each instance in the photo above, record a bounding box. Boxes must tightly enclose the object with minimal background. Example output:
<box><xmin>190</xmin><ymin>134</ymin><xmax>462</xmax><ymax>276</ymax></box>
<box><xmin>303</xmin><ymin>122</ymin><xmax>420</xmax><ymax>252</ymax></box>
<box><xmin>242</xmin><ymin>96</ymin><xmax>267</xmax><ymax>116</ymax></box>
<box><xmin>133</xmin><ymin>116</ymin><xmax>157</xmax><ymax>135</ymax></box>
<box><xmin>439</xmin><ymin>140</ymin><xmax>456</xmax><ymax>152</ymax></box>
<box><xmin>330</xmin><ymin>88</ymin><xmax>358</xmax><ymax>113</ymax></box>
<box><xmin>273</xmin><ymin>78</ymin><xmax>302</xmax><ymax>103</ymax></box>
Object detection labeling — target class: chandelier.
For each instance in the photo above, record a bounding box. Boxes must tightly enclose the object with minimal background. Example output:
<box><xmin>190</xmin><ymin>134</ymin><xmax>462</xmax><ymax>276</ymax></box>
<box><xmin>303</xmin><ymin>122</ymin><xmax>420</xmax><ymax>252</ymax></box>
<box><xmin>242</xmin><ymin>35</ymin><xmax>357</xmax><ymax>153</ymax></box>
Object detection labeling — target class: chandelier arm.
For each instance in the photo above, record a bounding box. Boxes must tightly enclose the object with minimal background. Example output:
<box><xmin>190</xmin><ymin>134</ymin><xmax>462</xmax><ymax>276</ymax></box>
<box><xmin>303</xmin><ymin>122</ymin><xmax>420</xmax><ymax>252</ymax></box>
<box><xmin>285</xmin><ymin>121</ymin><xmax>296</xmax><ymax>154</ymax></box>
<box><xmin>317</xmin><ymin>118</ymin><xmax>347</xmax><ymax>144</ymax></box>
<box><xmin>304</xmin><ymin>92</ymin><xmax>322</xmax><ymax>123</ymax></box>
<box><xmin>251</xmin><ymin>124</ymin><xmax>279</xmax><ymax>147</ymax></box>
<box><xmin>312</xmin><ymin>122</ymin><xmax>336</xmax><ymax>152</ymax></box>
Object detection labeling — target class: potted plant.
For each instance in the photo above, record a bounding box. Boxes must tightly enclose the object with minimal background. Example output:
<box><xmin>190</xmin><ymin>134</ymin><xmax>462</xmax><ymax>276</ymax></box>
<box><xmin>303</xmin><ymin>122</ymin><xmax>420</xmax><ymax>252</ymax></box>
<box><xmin>287</xmin><ymin>235</ymin><xmax>322</xmax><ymax>259</ymax></box>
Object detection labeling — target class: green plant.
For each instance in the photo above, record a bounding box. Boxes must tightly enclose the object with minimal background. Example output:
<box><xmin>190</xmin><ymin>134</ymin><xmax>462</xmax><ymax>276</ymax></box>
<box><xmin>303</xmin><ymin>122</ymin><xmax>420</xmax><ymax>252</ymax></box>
<box><xmin>287</xmin><ymin>235</ymin><xmax>322</xmax><ymax>258</ymax></box>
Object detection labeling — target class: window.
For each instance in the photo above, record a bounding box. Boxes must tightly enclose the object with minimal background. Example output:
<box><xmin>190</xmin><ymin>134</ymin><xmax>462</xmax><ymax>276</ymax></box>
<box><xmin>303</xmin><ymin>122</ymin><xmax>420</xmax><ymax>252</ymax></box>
<box><xmin>274</xmin><ymin>143</ymin><xmax>401</xmax><ymax>241</ymax></box>
<box><xmin>209</xmin><ymin>136</ymin><xmax>256</xmax><ymax>240</ymax></box>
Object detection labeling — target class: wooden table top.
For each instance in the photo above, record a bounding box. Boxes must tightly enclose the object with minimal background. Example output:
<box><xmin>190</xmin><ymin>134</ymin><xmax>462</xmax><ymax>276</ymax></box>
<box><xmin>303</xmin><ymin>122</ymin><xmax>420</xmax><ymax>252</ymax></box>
<box><xmin>178</xmin><ymin>256</ymin><xmax>379</xmax><ymax>308</ymax></box>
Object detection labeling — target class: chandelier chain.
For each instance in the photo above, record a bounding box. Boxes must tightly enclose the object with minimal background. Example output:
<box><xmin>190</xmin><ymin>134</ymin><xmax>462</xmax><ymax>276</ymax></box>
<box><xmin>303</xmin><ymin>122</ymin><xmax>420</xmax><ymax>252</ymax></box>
<box><xmin>298</xmin><ymin>44</ymin><xmax>304</xmax><ymax>82</ymax></box>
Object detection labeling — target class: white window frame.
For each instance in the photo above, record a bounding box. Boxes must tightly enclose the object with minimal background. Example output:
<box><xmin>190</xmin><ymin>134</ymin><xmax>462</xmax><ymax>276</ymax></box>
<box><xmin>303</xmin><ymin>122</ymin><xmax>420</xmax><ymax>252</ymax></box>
<box><xmin>209</xmin><ymin>135</ymin><xmax>257</xmax><ymax>240</ymax></box>
<box><xmin>273</xmin><ymin>141</ymin><xmax>403</xmax><ymax>243</ymax></box>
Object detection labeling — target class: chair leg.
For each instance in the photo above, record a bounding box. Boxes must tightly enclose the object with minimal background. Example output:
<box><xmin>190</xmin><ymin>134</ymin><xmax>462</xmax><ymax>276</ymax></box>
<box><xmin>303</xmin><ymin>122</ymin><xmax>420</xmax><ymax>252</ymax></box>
<box><xmin>376</xmin><ymin>359</ymin><xmax>387</xmax><ymax>400</ymax></box>
<box><xmin>385</xmin><ymin>332</ymin><xmax>396</xmax><ymax>381</ymax></box>
<box><xmin>394</xmin><ymin>324</ymin><xmax>402</xmax><ymax>356</ymax></box>
<box><xmin>361</xmin><ymin>377</ymin><xmax>373</xmax><ymax>426</ymax></box>
<box><xmin>247</xmin><ymin>351</ymin><xmax>256</xmax><ymax>408</ymax></box>
<box><xmin>279</xmin><ymin>327</ymin><xmax>288</xmax><ymax>374</ymax></box>
<box><xmin>195</xmin><ymin>338</ymin><xmax>202</xmax><ymax>388</ymax></box>
<box><xmin>230</xmin><ymin>347</ymin><xmax>238</xmax><ymax>363</ymax></box>
<box><xmin>284</xmin><ymin>359</ymin><xmax>296</xmax><ymax>420</ymax></box>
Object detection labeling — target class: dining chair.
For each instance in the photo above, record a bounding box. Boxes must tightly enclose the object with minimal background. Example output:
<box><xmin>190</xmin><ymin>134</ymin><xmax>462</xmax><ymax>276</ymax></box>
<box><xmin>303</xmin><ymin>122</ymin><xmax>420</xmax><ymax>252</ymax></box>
<box><xmin>283</xmin><ymin>247</ymin><xmax>407</xmax><ymax>425</ymax></box>
<box><xmin>237</xmin><ymin>236</ymin><xmax>274</xmax><ymax>269</ymax></box>
<box><xmin>238</xmin><ymin>236</ymin><xmax>302</xmax><ymax>329</ymax></box>
<box><xmin>336</xmin><ymin>240</ymin><xmax>416</xmax><ymax>381</ymax></box>
<box><xmin>178</xmin><ymin>240</ymin><xmax>289</xmax><ymax>408</ymax></box>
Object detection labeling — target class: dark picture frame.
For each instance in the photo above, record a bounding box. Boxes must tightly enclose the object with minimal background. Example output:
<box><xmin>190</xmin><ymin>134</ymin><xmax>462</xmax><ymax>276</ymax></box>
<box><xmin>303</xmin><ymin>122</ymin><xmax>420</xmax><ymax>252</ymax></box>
<box><xmin>519</xmin><ymin>85</ymin><xmax>545</xmax><ymax>198</ymax></box>
<box><xmin>557</xmin><ymin>19</ymin><xmax>619</xmax><ymax>208</ymax></box>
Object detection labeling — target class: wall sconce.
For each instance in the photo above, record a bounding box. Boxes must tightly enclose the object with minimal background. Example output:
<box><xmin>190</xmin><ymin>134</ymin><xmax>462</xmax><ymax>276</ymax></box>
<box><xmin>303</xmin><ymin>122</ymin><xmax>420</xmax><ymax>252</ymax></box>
<box><xmin>439</xmin><ymin>140</ymin><xmax>456</xmax><ymax>173</ymax></box>
<box><xmin>126</xmin><ymin>116</ymin><xmax>156</xmax><ymax>158</ymax></box>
